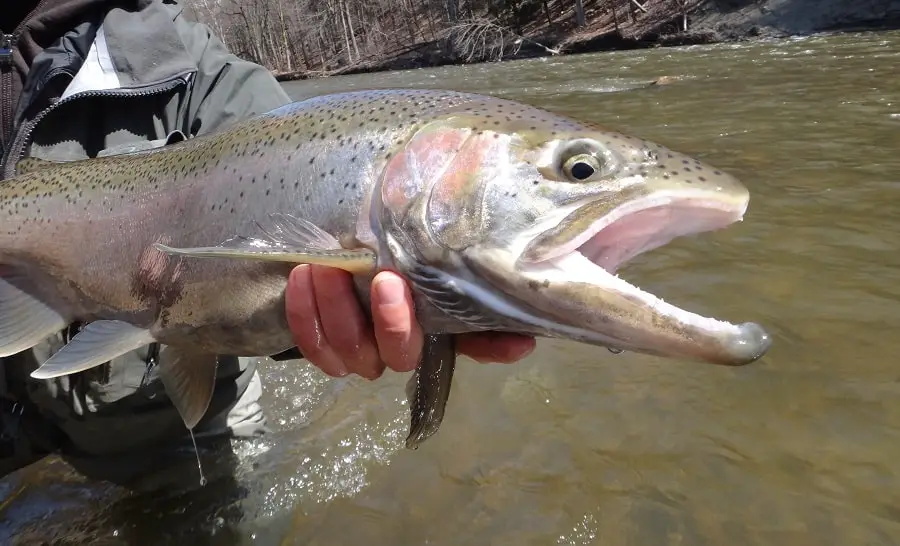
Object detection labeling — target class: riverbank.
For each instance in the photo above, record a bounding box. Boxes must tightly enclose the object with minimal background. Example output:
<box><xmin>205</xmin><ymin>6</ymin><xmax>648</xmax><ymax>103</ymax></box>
<box><xmin>273</xmin><ymin>0</ymin><xmax>900</xmax><ymax>82</ymax></box>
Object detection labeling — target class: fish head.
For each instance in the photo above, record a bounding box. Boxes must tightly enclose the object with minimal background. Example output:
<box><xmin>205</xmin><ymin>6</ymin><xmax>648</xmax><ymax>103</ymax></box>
<box><xmin>375</xmin><ymin>95</ymin><xmax>770</xmax><ymax>366</ymax></box>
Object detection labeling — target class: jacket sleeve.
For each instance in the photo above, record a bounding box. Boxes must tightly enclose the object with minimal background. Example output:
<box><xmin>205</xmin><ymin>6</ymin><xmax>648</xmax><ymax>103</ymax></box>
<box><xmin>172</xmin><ymin>12</ymin><xmax>292</xmax><ymax>136</ymax></box>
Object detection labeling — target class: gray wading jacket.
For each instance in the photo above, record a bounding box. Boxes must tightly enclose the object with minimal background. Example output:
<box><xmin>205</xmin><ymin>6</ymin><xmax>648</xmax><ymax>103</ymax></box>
<box><xmin>0</xmin><ymin>0</ymin><xmax>292</xmax><ymax>483</ymax></box>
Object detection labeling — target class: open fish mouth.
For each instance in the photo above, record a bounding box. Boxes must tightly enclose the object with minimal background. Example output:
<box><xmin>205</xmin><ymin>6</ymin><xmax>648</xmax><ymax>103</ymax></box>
<box><xmin>517</xmin><ymin>192</ymin><xmax>771</xmax><ymax>365</ymax></box>
<box><xmin>542</xmin><ymin>193</ymin><xmax>748</xmax><ymax>274</ymax></box>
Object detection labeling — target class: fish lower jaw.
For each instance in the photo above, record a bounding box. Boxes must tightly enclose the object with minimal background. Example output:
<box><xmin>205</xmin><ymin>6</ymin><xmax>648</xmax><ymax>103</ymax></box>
<box><xmin>528</xmin><ymin>251</ymin><xmax>771</xmax><ymax>365</ymax></box>
<box><xmin>547</xmin><ymin>251</ymin><xmax>738</xmax><ymax>334</ymax></box>
<box><xmin>568</xmin><ymin>251</ymin><xmax>736</xmax><ymax>326</ymax></box>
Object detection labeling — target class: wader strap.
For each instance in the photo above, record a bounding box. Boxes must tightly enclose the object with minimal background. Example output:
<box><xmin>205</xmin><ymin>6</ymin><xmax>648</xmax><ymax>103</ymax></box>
<box><xmin>63</xmin><ymin>321</ymin><xmax>82</xmax><ymax>343</ymax></box>
<box><xmin>140</xmin><ymin>342</ymin><xmax>160</xmax><ymax>390</ymax></box>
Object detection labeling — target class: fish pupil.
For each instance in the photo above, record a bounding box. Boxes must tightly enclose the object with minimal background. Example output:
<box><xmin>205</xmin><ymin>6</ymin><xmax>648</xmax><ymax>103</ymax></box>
<box><xmin>571</xmin><ymin>161</ymin><xmax>595</xmax><ymax>180</ymax></box>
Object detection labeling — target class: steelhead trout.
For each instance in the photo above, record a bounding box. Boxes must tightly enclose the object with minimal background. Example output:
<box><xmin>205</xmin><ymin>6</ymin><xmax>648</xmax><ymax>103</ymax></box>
<box><xmin>0</xmin><ymin>89</ymin><xmax>771</xmax><ymax>449</ymax></box>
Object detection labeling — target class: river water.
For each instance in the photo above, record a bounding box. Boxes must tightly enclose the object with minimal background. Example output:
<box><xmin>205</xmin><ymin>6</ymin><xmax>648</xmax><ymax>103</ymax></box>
<box><xmin>3</xmin><ymin>30</ymin><xmax>900</xmax><ymax>545</ymax></box>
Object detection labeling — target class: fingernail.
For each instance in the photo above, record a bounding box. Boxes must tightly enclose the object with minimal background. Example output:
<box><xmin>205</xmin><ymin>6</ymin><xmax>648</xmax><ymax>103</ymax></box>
<box><xmin>374</xmin><ymin>275</ymin><xmax>405</xmax><ymax>306</ymax></box>
<box><xmin>519</xmin><ymin>342</ymin><xmax>536</xmax><ymax>360</ymax></box>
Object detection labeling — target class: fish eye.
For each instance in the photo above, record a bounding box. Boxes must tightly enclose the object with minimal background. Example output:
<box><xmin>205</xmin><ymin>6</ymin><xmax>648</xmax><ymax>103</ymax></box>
<box><xmin>562</xmin><ymin>153</ymin><xmax>602</xmax><ymax>182</ymax></box>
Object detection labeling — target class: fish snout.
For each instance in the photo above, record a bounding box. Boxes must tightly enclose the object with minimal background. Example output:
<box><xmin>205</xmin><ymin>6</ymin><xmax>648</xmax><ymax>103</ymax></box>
<box><xmin>709</xmin><ymin>321</ymin><xmax>772</xmax><ymax>366</ymax></box>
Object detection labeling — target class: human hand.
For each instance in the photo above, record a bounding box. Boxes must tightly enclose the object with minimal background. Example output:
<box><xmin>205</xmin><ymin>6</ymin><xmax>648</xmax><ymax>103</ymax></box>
<box><xmin>285</xmin><ymin>265</ymin><xmax>536</xmax><ymax>379</ymax></box>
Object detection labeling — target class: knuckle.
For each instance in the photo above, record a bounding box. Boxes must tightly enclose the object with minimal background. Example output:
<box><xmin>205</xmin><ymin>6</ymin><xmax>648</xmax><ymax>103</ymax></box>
<box><xmin>297</xmin><ymin>338</ymin><xmax>330</xmax><ymax>364</ymax></box>
<box><xmin>352</xmin><ymin>347</ymin><xmax>383</xmax><ymax>377</ymax></box>
<box><xmin>378</xmin><ymin>324</ymin><xmax>410</xmax><ymax>339</ymax></box>
<box><xmin>365</xmin><ymin>365</ymin><xmax>386</xmax><ymax>381</ymax></box>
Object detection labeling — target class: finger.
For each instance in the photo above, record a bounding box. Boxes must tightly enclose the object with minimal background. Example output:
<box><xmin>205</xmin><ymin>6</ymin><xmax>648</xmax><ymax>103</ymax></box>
<box><xmin>457</xmin><ymin>332</ymin><xmax>536</xmax><ymax>364</ymax></box>
<box><xmin>310</xmin><ymin>265</ymin><xmax>384</xmax><ymax>380</ymax></box>
<box><xmin>371</xmin><ymin>272</ymin><xmax>423</xmax><ymax>373</ymax></box>
<box><xmin>285</xmin><ymin>265</ymin><xmax>348</xmax><ymax>378</ymax></box>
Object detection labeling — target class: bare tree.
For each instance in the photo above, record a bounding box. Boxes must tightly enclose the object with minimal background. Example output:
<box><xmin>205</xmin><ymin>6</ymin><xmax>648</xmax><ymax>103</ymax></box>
<box><xmin>181</xmin><ymin>0</ymin><xmax>693</xmax><ymax>79</ymax></box>
<box><xmin>445</xmin><ymin>0</ymin><xmax>459</xmax><ymax>23</ymax></box>
<box><xmin>541</xmin><ymin>0</ymin><xmax>554</xmax><ymax>27</ymax></box>
<box><xmin>573</xmin><ymin>0</ymin><xmax>586</xmax><ymax>27</ymax></box>
<box><xmin>673</xmin><ymin>0</ymin><xmax>689</xmax><ymax>31</ymax></box>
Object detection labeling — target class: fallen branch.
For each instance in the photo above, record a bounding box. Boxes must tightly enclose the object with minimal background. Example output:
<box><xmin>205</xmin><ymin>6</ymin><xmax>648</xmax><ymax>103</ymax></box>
<box><xmin>444</xmin><ymin>18</ymin><xmax>560</xmax><ymax>63</ymax></box>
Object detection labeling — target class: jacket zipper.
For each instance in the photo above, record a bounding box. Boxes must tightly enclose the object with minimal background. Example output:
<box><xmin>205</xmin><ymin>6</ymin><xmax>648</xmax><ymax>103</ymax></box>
<box><xmin>0</xmin><ymin>0</ymin><xmax>52</xmax><ymax>157</ymax></box>
<box><xmin>0</xmin><ymin>33</ymin><xmax>16</xmax><ymax>155</ymax></box>
<box><xmin>0</xmin><ymin>75</ymin><xmax>191</xmax><ymax>180</ymax></box>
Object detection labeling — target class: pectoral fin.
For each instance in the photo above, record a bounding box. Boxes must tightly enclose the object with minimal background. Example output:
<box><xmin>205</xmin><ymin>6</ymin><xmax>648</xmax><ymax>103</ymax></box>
<box><xmin>154</xmin><ymin>212</ymin><xmax>376</xmax><ymax>275</ymax></box>
<box><xmin>0</xmin><ymin>274</ymin><xmax>68</xmax><ymax>357</ymax></box>
<box><xmin>30</xmin><ymin>320</ymin><xmax>155</xmax><ymax>379</ymax></box>
<box><xmin>405</xmin><ymin>333</ymin><xmax>457</xmax><ymax>449</ymax></box>
<box><xmin>157</xmin><ymin>346</ymin><xmax>219</xmax><ymax>430</ymax></box>
<box><xmin>154</xmin><ymin>243</ymin><xmax>376</xmax><ymax>274</ymax></box>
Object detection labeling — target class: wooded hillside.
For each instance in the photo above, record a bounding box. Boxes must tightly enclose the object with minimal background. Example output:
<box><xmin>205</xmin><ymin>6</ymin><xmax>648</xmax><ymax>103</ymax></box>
<box><xmin>184</xmin><ymin>0</ymin><xmax>698</xmax><ymax>79</ymax></box>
